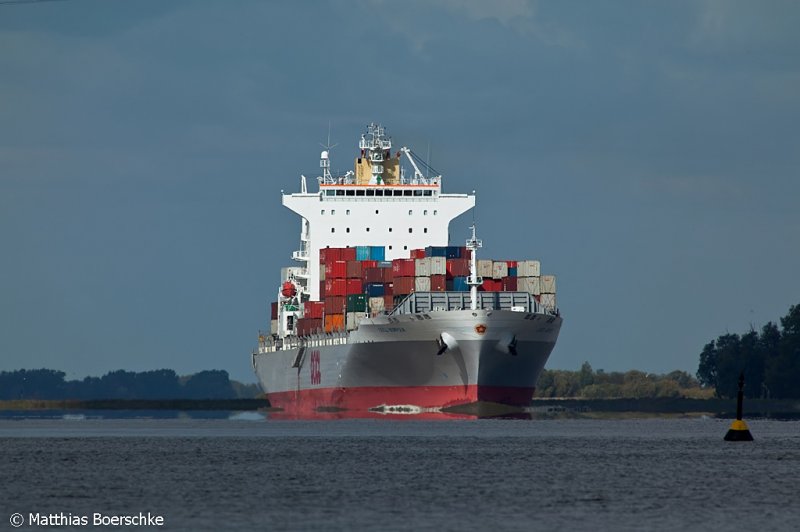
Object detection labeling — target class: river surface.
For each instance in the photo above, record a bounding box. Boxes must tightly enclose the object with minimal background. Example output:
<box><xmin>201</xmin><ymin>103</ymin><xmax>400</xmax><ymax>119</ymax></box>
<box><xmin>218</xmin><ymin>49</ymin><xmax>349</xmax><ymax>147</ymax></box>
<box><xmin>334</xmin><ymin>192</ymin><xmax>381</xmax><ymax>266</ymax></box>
<box><xmin>1</xmin><ymin>416</ymin><xmax>798</xmax><ymax>531</ymax></box>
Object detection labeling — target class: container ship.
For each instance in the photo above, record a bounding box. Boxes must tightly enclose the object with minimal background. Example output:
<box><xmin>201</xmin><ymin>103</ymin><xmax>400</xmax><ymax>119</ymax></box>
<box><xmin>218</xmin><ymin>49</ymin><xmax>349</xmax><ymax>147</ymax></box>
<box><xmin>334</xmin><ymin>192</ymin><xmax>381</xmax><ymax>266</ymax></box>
<box><xmin>252</xmin><ymin>123</ymin><xmax>562</xmax><ymax>415</ymax></box>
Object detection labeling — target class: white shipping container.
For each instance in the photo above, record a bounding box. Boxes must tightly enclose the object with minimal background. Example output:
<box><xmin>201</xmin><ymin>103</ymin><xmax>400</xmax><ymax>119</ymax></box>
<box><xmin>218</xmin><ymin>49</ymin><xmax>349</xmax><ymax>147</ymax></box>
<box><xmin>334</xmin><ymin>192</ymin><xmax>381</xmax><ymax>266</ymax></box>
<box><xmin>346</xmin><ymin>312</ymin><xmax>367</xmax><ymax>331</ymax></box>
<box><xmin>319</xmin><ymin>265</ymin><xmax>326</xmax><ymax>281</ymax></box>
<box><xmin>518</xmin><ymin>276</ymin><xmax>541</xmax><ymax>295</ymax></box>
<box><xmin>270</xmin><ymin>319</ymin><xmax>278</xmax><ymax>335</ymax></box>
<box><xmin>415</xmin><ymin>257</ymin><xmax>431</xmax><ymax>277</ymax></box>
<box><xmin>518</xmin><ymin>260</ymin><xmax>540</xmax><ymax>277</ymax></box>
<box><xmin>492</xmin><ymin>261</ymin><xmax>508</xmax><ymax>279</ymax></box>
<box><xmin>415</xmin><ymin>276</ymin><xmax>431</xmax><ymax>292</ymax></box>
<box><xmin>540</xmin><ymin>274</ymin><xmax>557</xmax><ymax>293</ymax></box>
<box><xmin>478</xmin><ymin>260</ymin><xmax>493</xmax><ymax>278</ymax></box>
<box><xmin>368</xmin><ymin>296</ymin><xmax>385</xmax><ymax>313</ymax></box>
<box><xmin>429</xmin><ymin>256</ymin><xmax>446</xmax><ymax>276</ymax></box>
<box><xmin>539</xmin><ymin>293</ymin><xmax>557</xmax><ymax>313</ymax></box>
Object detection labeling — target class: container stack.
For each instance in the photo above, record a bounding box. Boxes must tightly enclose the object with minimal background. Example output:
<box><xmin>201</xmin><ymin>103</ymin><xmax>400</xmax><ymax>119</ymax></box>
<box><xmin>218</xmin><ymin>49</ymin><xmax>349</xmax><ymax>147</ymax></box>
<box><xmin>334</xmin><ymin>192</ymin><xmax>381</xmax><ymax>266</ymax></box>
<box><xmin>283</xmin><ymin>245</ymin><xmax>553</xmax><ymax>336</ymax></box>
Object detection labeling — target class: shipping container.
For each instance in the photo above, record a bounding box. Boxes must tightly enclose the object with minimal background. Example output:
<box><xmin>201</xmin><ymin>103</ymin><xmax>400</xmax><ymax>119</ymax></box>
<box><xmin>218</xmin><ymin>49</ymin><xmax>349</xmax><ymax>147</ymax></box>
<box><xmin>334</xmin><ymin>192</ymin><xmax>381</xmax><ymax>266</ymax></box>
<box><xmin>393</xmin><ymin>276</ymin><xmax>416</xmax><ymax>295</ymax></box>
<box><xmin>452</xmin><ymin>276</ymin><xmax>469</xmax><ymax>291</ymax></box>
<box><xmin>506</xmin><ymin>261</ymin><xmax>518</xmax><ymax>268</ymax></box>
<box><xmin>425</xmin><ymin>246</ymin><xmax>447</xmax><ymax>257</ymax></box>
<box><xmin>392</xmin><ymin>258</ymin><xmax>416</xmax><ymax>277</ymax></box>
<box><xmin>361</xmin><ymin>260</ymin><xmax>378</xmax><ymax>269</ymax></box>
<box><xmin>478</xmin><ymin>260</ymin><xmax>493</xmax><ymax>278</ymax></box>
<box><xmin>481</xmin><ymin>279</ymin><xmax>502</xmax><ymax>291</ymax></box>
<box><xmin>492</xmin><ymin>261</ymin><xmax>508</xmax><ymax>279</ymax></box>
<box><xmin>365</xmin><ymin>283</ymin><xmax>385</xmax><ymax>297</ymax></box>
<box><xmin>368</xmin><ymin>296</ymin><xmax>385</xmax><ymax>314</ymax></box>
<box><xmin>340</xmin><ymin>247</ymin><xmax>357</xmax><ymax>261</ymax></box>
<box><xmin>346</xmin><ymin>278</ymin><xmax>363</xmax><ymax>295</ymax></box>
<box><xmin>324</xmin><ymin>295</ymin><xmax>346</xmax><ymax>315</ymax></box>
<box><xmin>324</xmin><ymin>313</ymin><xmax>345</xmax><ymax>333</ymax></box>
<box><xmin>356</xmin><ymin>246</ymin><xmax>370</xmax><ymax>261</ymax></box>
<box><xmin>501</xmin><ymin>276</ymin><xmax>517</xmax><ymax>291</ymax></box>
<box><xmin>319</xmin><ymin>247</ymin><xmax>341</xmax><ymax>264</ymax></box>
<box><xmin>383</xmin><ymin>294</ymin><xmax>394</xmax><ymax>311</ymax></box>
<box><xmin>508</xmin><ymin>267</ymin><xmax>517</xmax><ymax>277</ymax></box>
<box><xmin>410</xmin><ymin>248</ymin><xmax>426</xmax><ymax>259</ymax></box>
<box><xmin>540</xmin><ymin>274</ymin><xmax>557</xmax><ymax>293</ymax></box>
<box><xmin>303</xmin><ymin>301</ymin><xmax>325</xmax><ymax>319</ymax></box>
<box><xmin>446</xmin><ymin>258</ymin><xmax>470</xmax><ymax>278</ymax></box>
<box><xmin>518</xmin><ymin>260</ymin><xmax>541</xmax><ymax>277</ymax></box>
<box><xmin>539</xmin><ymin>293</ymin><xmax>557</xmax><ymax>312</ymax></box>
<box><xmin>415</xmin><ymin>257</ymin><xmax>431</xmax><ymax>277</ymax></box>
<box><xmin>319</xmin><ymin>280</ymin><xmax>326</xmax><ymax>298</ymax></box>
<box><xmin>430</xmin><ymin>274</ymin><xmax>446</xmax><ymax>291</ymax></box>
<box><xmin>270</xmin><ymin>319</ymin><xmax>278</xmax><ymax>335</ymax></box>
<box><xmin>518</xmin><ymin>276</ymin><xmax>541</xmax><ymax>296</ymax></box>
<box><xmin>369</xmin><ymin>246</ymin><xmax>385</xmax><ymax>261</ymax></box>
<box><xmin>415</xmin><ymin>276</ymin><xmax>431</xmax><ymax>292</ymax></box>
<box><xmin>346</xmin><ymin>260</ymin><xmax>362</xmax><ymax>279</ymax></box>
<box><xmin>346</xmin><ymin>293</ymin><xmax>367</xmax><ymax>312</ymax></box>
<box><xmin>326</xmin><ymin>260</ymin><xmax>347</xmax><ymax>279</ymax></box>
<box><xmin>325</xmin><ymin>278</ymin><xmax>346</xmax><ymax>297</ymax></box>
<box><xmin>296</xmin><ymin>318</ymin><xmax>322</xmax><ymax>337</ymax></box>
<box><xmin>346</xmin><ymin>312</ymin><xmax>367</xmax><ymax>331</ymax></box>
<box><xmin>270</xmin><ymin>302</ymin><xmax>278</xmax><ymax>320</ymax></box>
<box><xmin>383</xmin><ymin>282</ymin><xmax>393</xmax><ymax>296</ymax></box>
<box><xmin>446</xmin><ymin>246</ymin><xmax>462</xmax><ymax>259</ymax></box>
<box><xmin>429</xmin><ymin>256</ymin><xmax>446</xmax><ymax>275</ymax></box>
<box><xmin>319</xmin><ymin>264</ymin><xmax>326</xmax><ymax>281</ymax></box>
<box><xmin>363</xmin><ymin>267</ymin><xmax>381</xmax><ymax>284</ymax></box>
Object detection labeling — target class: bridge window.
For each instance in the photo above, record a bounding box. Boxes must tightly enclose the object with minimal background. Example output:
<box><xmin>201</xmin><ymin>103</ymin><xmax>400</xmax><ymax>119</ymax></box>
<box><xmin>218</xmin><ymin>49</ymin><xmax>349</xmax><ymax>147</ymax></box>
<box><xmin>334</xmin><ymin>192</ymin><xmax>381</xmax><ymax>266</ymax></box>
<box><xmin>408</xmin><ymin>210</ymin><xmax>413</xmax><ymax>215</ymax></box>
<box><xmin>346</xmin><ymin>190</ymin><xmax>355</xmax><ymax>196</ymax></box>
<box><xmin>414</xmin><ymin>190</ymin><xmax>422</xmax><ymax>196</ymax></box>
<box><xmin>423</xmin><ymin>190</ymin><xmax>432</xmax><ymax>196</ymax></box>
<box><xmin>424</xmin><ymin>228</ymin><xmax>428</xmax><ymax>233</ymax></box>
<box><xmin>403</xmin><ymin>190</ymin><xmax>412</xmax><ymax>196</ymax></box>
<box><xmin>346</xmin><ymin>209</ymin><xmax>350</xmax><ymax>215</ymax></box>
<box><xmin>346</xmin><ymin>228</ymin><xmax>350</xmax><ymax>233</ymax></box>
<box><xmin>336</xmin><ymin>189</ymin><xmax>344</xmax><ymax>196</ymax></box>
<box><xmin>408</xmin><ymin>228</ymin><xmax>413</xmax><ymax>233</ymax></box>
<box><xmin>366</xmin><ymin>190</ymin><xmax>374</xmax><ymax>196</ymax></box>
<box><xmin>321</xmin><ymin>210</ymin><xmax>325</xmax><ymax>215</ymax></box>
<box><xmin>423</xmin><ymin>210</ymin><xmax>427</xmax><ymax>215</ymax></box>
<box><xmin>356</xmin><ymin>190</ymin><xmax>365</xmax><ymax>196</ymax></box>
<box><xmin>331</xmin><ymin>228</ymin><xmax>335</xmax><ymax>233</ymax></box>
<box><xmin>375</xmin><ymin>190</ymin><xmax>383</xmax><ymax>197</ymax></box>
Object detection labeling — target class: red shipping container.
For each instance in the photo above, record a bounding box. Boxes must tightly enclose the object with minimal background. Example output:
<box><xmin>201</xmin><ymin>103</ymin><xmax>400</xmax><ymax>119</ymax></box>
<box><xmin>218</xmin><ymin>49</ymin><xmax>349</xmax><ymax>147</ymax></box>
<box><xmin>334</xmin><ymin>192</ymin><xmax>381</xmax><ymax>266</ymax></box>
<box><xmin>446</xmin><ymin>258</ymin><xmax>470</xmax><ymax>278</ymax></box>
<box><xmin>326</xmin><ymin>260</ymin><xmax>347</xmax><ymax>279</ymax></box>
<box><xmin>383</xmin><ymin>267</ymin><xmax>394</xmax><ymax>282</ymax></box>
<box><xmin>392</xmin><ymin>258</ymin><xmax>416</xmax><ymax>277</ymax></box>
<box><xmin>506</xmin><ymin>261</ymin><xmax>518</xmax><ymax>268</ymax></box>
<box><xmin>410</xmin><ymin>248</ymin><xmax>426</xmax><ymax>259</ymax></box>
<box><xmin>341</xmin><ymin>247</ymin><xmax>357</xmax><ymax>261</ymax></box>
<box><xmin>502</xmin><ymin>276</ymin><xmax>518</xmax><ymax>291</ymax></box>
<box><xmin>481</xmin><ymin>279</ymin><xmax>502</xmax><ymax>292</ymax></box>
<box><xmin>325</xmin><ymin>278</ymin><xmax>346</xmax><ymax>297</ymax></box>
<box><xmin>363</xmin><ymin>267</ymin><xmax>384</xmax><ymax>284</ymax></box>
<box><xmin>319</xmin><ymin>280</ymin><xmax>326</xmax><ymax>298</ymax></box>
<box><xmin>296</xmin><ymin>318</ymin><xmax>323</xmax><ymax>337</ymax></box>
<box><xmin>383</xmin><ymin>282</ymin><xmax>393</xmax><ymax>296</ymax></box>
<box><xmin>270</xmin><ymin>302</ymin><xmax>278</xmax><ymax>320</ymax></box>
<box><xmin>346</xmin><ymin>278</ymin><xmax>363</xmax><ymax>295</ymax></box>
<box><xmin>346</xmin><ymin>260</ymin><xmax>362</xmax><ymax>279</ymax></box>
<box><xmin>320</xmin><ymin>247</ymin><xmax>342</xmax><ymax>264</ymax></box>
<box><xmin>383</xmin><ymin>295</ymin><xmax>394</xmax><ymax>311</ymax></box>
<box><xmin>361</xmin><ymin>260</ymin><xmax>378</xmax><ymax>269</ymax></box>
<box><xmin>430</xmin><ymin>274</ymin><xmax>446</xmax><ymax>292</ymax></box>
<box><xmin>394</xmin><ymin>277</ymin><xmax>416</xmax><ymax>295</ymax></box>
<box><xmin>324</xmin><ymin>296</ymin><xmax>346</xmax><ymax>315</ymax></box>
<box><xmin>304</xmin><ymin>301</ymin><xmax>324</xmax><ymax>319</ymax></box>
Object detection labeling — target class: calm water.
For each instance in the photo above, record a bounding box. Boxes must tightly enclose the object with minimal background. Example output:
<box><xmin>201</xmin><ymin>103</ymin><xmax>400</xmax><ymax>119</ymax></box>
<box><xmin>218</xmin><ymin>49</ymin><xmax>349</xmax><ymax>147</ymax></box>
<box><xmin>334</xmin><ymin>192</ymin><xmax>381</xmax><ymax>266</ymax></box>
<box><xmin>1</xmin><ymin>416</ymin><xmax>798</xmax><ymax>531</ymax></box>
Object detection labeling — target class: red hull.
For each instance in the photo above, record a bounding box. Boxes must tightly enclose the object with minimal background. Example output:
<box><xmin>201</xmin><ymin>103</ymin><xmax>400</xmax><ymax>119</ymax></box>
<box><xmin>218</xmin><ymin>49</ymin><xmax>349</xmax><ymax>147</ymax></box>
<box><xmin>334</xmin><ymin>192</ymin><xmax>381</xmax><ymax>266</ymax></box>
<box><xmin>266</xmin><ymin>384</ymin><xmax>535</xmax><ymax>415</ymax></box>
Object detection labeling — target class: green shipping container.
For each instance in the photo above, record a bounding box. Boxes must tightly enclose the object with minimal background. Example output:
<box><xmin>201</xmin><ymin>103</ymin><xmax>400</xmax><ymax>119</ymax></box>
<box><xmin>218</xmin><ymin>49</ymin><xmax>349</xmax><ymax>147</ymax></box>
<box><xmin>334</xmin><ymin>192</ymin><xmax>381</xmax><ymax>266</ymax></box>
<box><xmin>346</xmin><ymin>294</ymin><xmax>367</xmax><ymax>312</ymax></box>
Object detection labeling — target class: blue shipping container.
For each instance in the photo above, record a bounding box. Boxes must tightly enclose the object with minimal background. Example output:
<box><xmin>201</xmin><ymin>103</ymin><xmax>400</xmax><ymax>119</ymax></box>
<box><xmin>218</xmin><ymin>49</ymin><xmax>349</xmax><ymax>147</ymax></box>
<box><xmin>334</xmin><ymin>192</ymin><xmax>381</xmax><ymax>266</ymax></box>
<box><xmin>425</xmin><ymin>246</ymin><xmax>448</xmax><ymax>257</ymax></box>
<box><xmin>356</xmin><ymin>246</ymin><xmax>370</xmax><ymax>261</ymax></box>
<box><xmin>445</xmin><ymin>246</ymin><xmax>461</xmax><ymax>259</ymax></box>
<box><xmin>508</xmin><ymin>267</ymin><xmax>518</xmax><ymax>277</ymax></box>
<box><xmin>369</xmin><ymin>246</ymin><xmax>385</xmax><ymax>261</ymax></box>
<box><xmin>366</xmin><ymin>283</ymin><xmax>385</xmax><ymax>297</ymax></box>
<box><xmin>453</xmin><ymin>276</ymin><xmax>469</xmax><ymax>291</ymax></box>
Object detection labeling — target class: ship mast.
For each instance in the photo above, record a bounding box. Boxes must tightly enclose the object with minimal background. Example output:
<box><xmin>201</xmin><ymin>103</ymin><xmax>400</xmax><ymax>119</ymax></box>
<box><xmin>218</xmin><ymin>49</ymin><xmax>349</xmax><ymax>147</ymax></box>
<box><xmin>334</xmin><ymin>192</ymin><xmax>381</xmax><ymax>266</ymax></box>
<box><xmin>466</xmin><ymin>224</ymin><xmax>483</xmax><ymax>311</ymax></box>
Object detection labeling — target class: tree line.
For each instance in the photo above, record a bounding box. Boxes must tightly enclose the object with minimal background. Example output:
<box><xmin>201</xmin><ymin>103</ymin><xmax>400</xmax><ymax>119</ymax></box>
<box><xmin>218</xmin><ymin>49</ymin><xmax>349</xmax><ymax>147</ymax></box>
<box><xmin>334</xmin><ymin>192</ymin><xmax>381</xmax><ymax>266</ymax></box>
<box><xmin>534</xmin><ymin>363</ymin><xmax>709</xmax><ymax>399</ymax></box>
<box><xmin>697</xmin><ymin>303</ymin><xmax>800</xmax><ymax>399</ymax></box>
<box><xmin>0</xmin><ymin>369</ymin><xmax>261</xmax><ymax>400</ymax></box>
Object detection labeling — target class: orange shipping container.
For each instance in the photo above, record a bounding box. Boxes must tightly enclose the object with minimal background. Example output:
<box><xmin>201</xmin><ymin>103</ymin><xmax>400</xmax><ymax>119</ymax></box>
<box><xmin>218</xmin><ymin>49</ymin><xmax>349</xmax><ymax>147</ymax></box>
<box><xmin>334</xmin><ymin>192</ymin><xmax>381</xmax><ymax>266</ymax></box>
<box><xmin>324</xmin><ymin>314</ymin><xmax>345</xmax><ymax>333</ymax></box>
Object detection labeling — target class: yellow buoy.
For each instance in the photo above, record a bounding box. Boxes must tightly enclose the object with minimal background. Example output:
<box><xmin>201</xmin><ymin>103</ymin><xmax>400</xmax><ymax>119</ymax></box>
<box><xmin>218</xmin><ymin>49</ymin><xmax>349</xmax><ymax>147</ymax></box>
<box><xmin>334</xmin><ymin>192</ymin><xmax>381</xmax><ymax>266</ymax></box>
<box><xmin>724</xmin><ymin>372</ymin><xmax>753</xmax><ymax>442</ymax></box>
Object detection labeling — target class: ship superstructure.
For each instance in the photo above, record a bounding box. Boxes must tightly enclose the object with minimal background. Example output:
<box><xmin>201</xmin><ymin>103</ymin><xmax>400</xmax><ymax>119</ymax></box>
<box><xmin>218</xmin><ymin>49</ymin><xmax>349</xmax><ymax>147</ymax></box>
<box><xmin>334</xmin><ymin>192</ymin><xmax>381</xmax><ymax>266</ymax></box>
<box><xmin>253</xmin><ymin>123</ymin><xmax>561</xmax><ymax>416</ymax></box>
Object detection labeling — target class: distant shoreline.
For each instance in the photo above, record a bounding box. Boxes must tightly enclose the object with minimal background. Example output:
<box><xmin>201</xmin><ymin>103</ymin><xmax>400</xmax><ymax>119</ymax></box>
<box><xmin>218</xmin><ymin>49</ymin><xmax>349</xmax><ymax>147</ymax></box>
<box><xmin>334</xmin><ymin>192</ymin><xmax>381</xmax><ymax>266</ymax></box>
<box><xmin>0</xmin><ymin>398</ymin><xmax>273</xmax><ymax>411</ymax></box>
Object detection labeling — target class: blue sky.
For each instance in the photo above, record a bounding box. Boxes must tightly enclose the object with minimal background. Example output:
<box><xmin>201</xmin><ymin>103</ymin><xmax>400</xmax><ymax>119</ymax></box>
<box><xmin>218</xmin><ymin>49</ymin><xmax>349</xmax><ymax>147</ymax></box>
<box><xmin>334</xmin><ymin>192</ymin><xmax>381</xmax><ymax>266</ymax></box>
<box><xmin>1</xmin><ymin>0</ymin><xmax>798</xmax><ymax>382</ymax></box>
